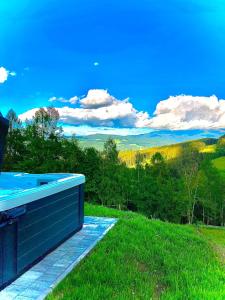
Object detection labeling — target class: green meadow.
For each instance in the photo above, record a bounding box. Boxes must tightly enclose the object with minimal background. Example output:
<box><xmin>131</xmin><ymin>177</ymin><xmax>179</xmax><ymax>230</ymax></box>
<box><xmin>47</xmin><ymin>204</ymin><xmax>225</xmax><ymax>300</ymax></box>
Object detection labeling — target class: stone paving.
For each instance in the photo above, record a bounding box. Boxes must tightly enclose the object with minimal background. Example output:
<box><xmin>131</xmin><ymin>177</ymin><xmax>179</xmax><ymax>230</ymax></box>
<box><xmin>0</xmin><ymin>216</ymin><xmax>117</xmax><ymax>300</ymax></box>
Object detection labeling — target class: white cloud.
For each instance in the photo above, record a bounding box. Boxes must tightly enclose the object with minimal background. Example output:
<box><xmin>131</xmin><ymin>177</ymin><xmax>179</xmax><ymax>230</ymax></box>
<box><xmin>49</xmin><ymin>96</ymin><xmax>57</xmax><ymax>102</ymax></box>
<box><xmin>19</xmin><ymin>108</ymin><xmax>40</xmax><ymax>121</ymax></box>
<box><xmin>9</xmin><ymin>71</ymin><xmax>16</xmax><ymax>76</ymax></box>
<box><xmin>20</xmin><ymin>89</ymin><xmax>150</xmax><ymax>128</ymax></box>
<box><xmin>49</xmin><ymin>96</ymin><xmax>78</xmax><ymax>105</ymax></box>
<box><xmin>0</xmin><ymin>67</ymin><xmax>9</xmax><ymax>83</ymax></box>
<box><xmin>93</xmin><ymin>62</ymin><xmax>99</xmax><ymax>66</ymax></box>
<box><xmin>0</xmin><ymin>66</ymin><xmax>16</xmax><ymax>83</ymax></box>
<box><xmin>148</xmin><ymin>95</ymin><xmax>225</xmax><ymax>130</ymax></box>
<box><xmin>55</xmin><ymin>101</ymin><xmax>148</xmax><ymax>127</ymax></box>
<box><xmin>80</xmin><ymin>89</ymin><xmax>117</xmax><ymax>108</ymax></box>
<box><xmin>69</xmin><ymin>96</ymin><xmax>79</xmax><ymax>104</ymax></box>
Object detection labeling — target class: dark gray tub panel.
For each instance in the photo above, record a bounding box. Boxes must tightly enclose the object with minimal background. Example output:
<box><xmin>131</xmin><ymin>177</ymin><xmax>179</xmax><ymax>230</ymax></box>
<box><xmin>0</xmin><ymin>222</ymin><xmax>17</xmax><ymax>286</ymax></box>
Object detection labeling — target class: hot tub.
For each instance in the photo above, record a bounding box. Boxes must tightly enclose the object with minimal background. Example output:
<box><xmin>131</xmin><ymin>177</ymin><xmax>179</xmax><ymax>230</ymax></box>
<box><xmin>0</xmin><ymin>172</ymin><xmax>85</xmax><ymax>290</ymax></box>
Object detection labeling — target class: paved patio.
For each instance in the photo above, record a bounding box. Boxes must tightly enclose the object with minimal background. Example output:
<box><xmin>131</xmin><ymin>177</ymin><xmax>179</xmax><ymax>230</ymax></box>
<box><xmin>0</xmin><ymin>216</ymin><xmax>117</xmax><ymax>300</ymax></box>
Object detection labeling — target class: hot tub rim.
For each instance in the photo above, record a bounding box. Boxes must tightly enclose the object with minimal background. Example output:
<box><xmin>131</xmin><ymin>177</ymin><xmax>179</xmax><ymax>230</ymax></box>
<box><xmin>0</xmin><ymin>172</ymin><xmax>85</xmax><ymax>212</ymax></box>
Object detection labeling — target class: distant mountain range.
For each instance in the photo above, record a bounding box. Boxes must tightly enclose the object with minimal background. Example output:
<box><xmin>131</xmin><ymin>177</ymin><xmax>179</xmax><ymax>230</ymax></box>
<box><xmin>77</xmin><ymin>129</ymin><xmax>225</xmax><ymax>150</ymax></box>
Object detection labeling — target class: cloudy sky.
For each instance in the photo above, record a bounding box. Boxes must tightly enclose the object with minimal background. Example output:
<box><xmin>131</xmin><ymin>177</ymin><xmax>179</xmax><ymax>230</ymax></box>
<box><xmin>1</xmin><ymin>1</ymin><xmax>225</xmax><ymax>135</ymax></box>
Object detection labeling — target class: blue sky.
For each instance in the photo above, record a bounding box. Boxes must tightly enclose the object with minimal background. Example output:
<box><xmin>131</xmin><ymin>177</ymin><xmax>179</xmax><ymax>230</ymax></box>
<box><xmin>1</xmin><ymin>1</ymin><xmax>225</xmax><ymax>134</ymax></box>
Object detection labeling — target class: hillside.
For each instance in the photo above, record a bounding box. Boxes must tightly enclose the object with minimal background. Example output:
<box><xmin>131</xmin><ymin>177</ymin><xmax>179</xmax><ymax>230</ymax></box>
<box><xmin>47</xmin><ymin>204</ymin><xmax>225</xmax><ymax>300</ymax></box>
<box><xmin>119</xmin><ymin>138</ymin><xmax>217</xmax><ymax>166</ymax></box>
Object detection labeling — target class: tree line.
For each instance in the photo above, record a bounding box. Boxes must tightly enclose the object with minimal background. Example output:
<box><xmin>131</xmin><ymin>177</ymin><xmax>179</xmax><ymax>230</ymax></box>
<box><xmin>3</xmin><ymin>107</ymin><xmax>225</xmax><ymax>226</ymax></box>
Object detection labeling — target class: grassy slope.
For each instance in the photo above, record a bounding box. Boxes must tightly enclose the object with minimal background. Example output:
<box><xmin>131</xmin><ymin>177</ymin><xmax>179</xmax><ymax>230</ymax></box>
<box><xmin>47</xmin><ymin>204</ymin><xmax>225</xmax><ymax>300</ymax></box>
<box><xmin>119</xmin><ymin>140</ymin><xmax>215</xmax><ymax>167</ymax></box>
<box><xmin>200</xmin><ymin>227</ymin><xmax>225</xmax><ymax>264</ymax></box>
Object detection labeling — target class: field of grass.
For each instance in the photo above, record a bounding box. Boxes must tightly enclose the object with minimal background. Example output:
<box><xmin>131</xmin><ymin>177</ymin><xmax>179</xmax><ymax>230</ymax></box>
<box><xmin>47</xmin><ymin>204</ymin><xmax>225</xmax><ymax>300</ymax></box>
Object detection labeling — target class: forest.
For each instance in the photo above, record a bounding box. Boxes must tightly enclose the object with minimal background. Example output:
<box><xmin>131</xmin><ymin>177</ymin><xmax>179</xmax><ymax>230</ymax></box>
<box><xmin>3</xmin><ymin>107</ymin><xmax>225</xmax><ymax>226</ymax></box>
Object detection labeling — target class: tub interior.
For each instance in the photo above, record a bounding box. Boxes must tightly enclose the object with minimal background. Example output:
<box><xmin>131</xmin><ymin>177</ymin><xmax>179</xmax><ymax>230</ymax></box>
<box><xmin>0</xmin><ymin>173</ymin><xmax>77</xmax><ymax>198</ymax></box>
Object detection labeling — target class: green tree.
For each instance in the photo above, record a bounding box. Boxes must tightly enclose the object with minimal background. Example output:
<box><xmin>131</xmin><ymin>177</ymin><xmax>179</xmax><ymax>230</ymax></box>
<box><xmin>99</xmin><ymin>138</ymin><xmax>124</xmax><ymax>209</ymax></box>
<box><xmin>4</xmin><ymin>109</ymin><xmax>25</xmax><ymax>171</ymax></box>
<box><xmin>199</xmin><ymin>160</ymin><xmax>225</xmax><ymax>225</ymax></box>
<box><xmin>80</xmin><ymin>147</ymin><xmax>102</xmax><ymax>202</ymax></box>
<box><xmin>102</xmin><ymin>138</ymin><xmax>119</xmax><ymax>163</ymax></box>
<box><xmin>174</xmin><ymin>145</ymin><xmax>202</xmax><ymax>224</ymax></box>
<box><xmin>20</xmin><ymin>107</ymin><xmax>63</xmax><ymax>172</ymax></box>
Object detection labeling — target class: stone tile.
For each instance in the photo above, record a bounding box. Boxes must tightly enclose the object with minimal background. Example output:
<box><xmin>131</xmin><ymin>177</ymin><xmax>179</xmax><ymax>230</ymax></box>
<box><xmin>3</xmin><ymin>284</ymin><xmax>26</xmax><ymax>294</ymax></box>
<box><xmin>26</xmin><ymin>281</ymin><xmax>50</xmax><ymax>292</ymax></box>
<box><xmin>43</xmin><ymin>267</ymin><xmax>65</xmax><ymax>277</ymax></box>
<box><xmin>37</xmin><ymin>274</ymin><xmax>57</xmax><ymax>284</ymax></box>
<box><xmin>19</xmin><ymin>288</ymin><xmax>41</xmax><ymax>298</ymax></box>
<box><xmin>13</xmin><ymin>278</ymin><xmax>36</xmax><ymax>287</ymax></box>
<box><xmin>14</xmin><ymin>297</ymin><xmax>32</xmax><ymax>300</ymax></box>
<box><xmin>20</xmin><ymin>271</ymin><xmax>43</xmax><ymax>281</ymax></box>
<box><xmin>0</xmin><ymin>290</ymin><xmax>18</xmax><ymax>299</ymax></box>
<box><xmin>31</xmin><ymin>265</ymin><xmax>48</xmax><ymax>273</ymax></box>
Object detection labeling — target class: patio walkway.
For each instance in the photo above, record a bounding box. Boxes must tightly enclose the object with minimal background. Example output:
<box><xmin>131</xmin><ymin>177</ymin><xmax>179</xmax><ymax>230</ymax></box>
<box><xmin>0</xmin><ymin>216</ymin><xmax>117</xmax><ymax>300</ymax></box>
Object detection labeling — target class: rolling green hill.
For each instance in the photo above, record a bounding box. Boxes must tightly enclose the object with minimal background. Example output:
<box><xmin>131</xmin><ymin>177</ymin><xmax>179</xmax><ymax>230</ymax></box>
<box><xmin>119</xmin><ymin>138</ymin><xmax>217</xmax><ymax>167</ymax></box>
<box><xmin>47</xmin><ymin>204</ymin><xmax>225</xmax><ymax>300</ymax></box>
